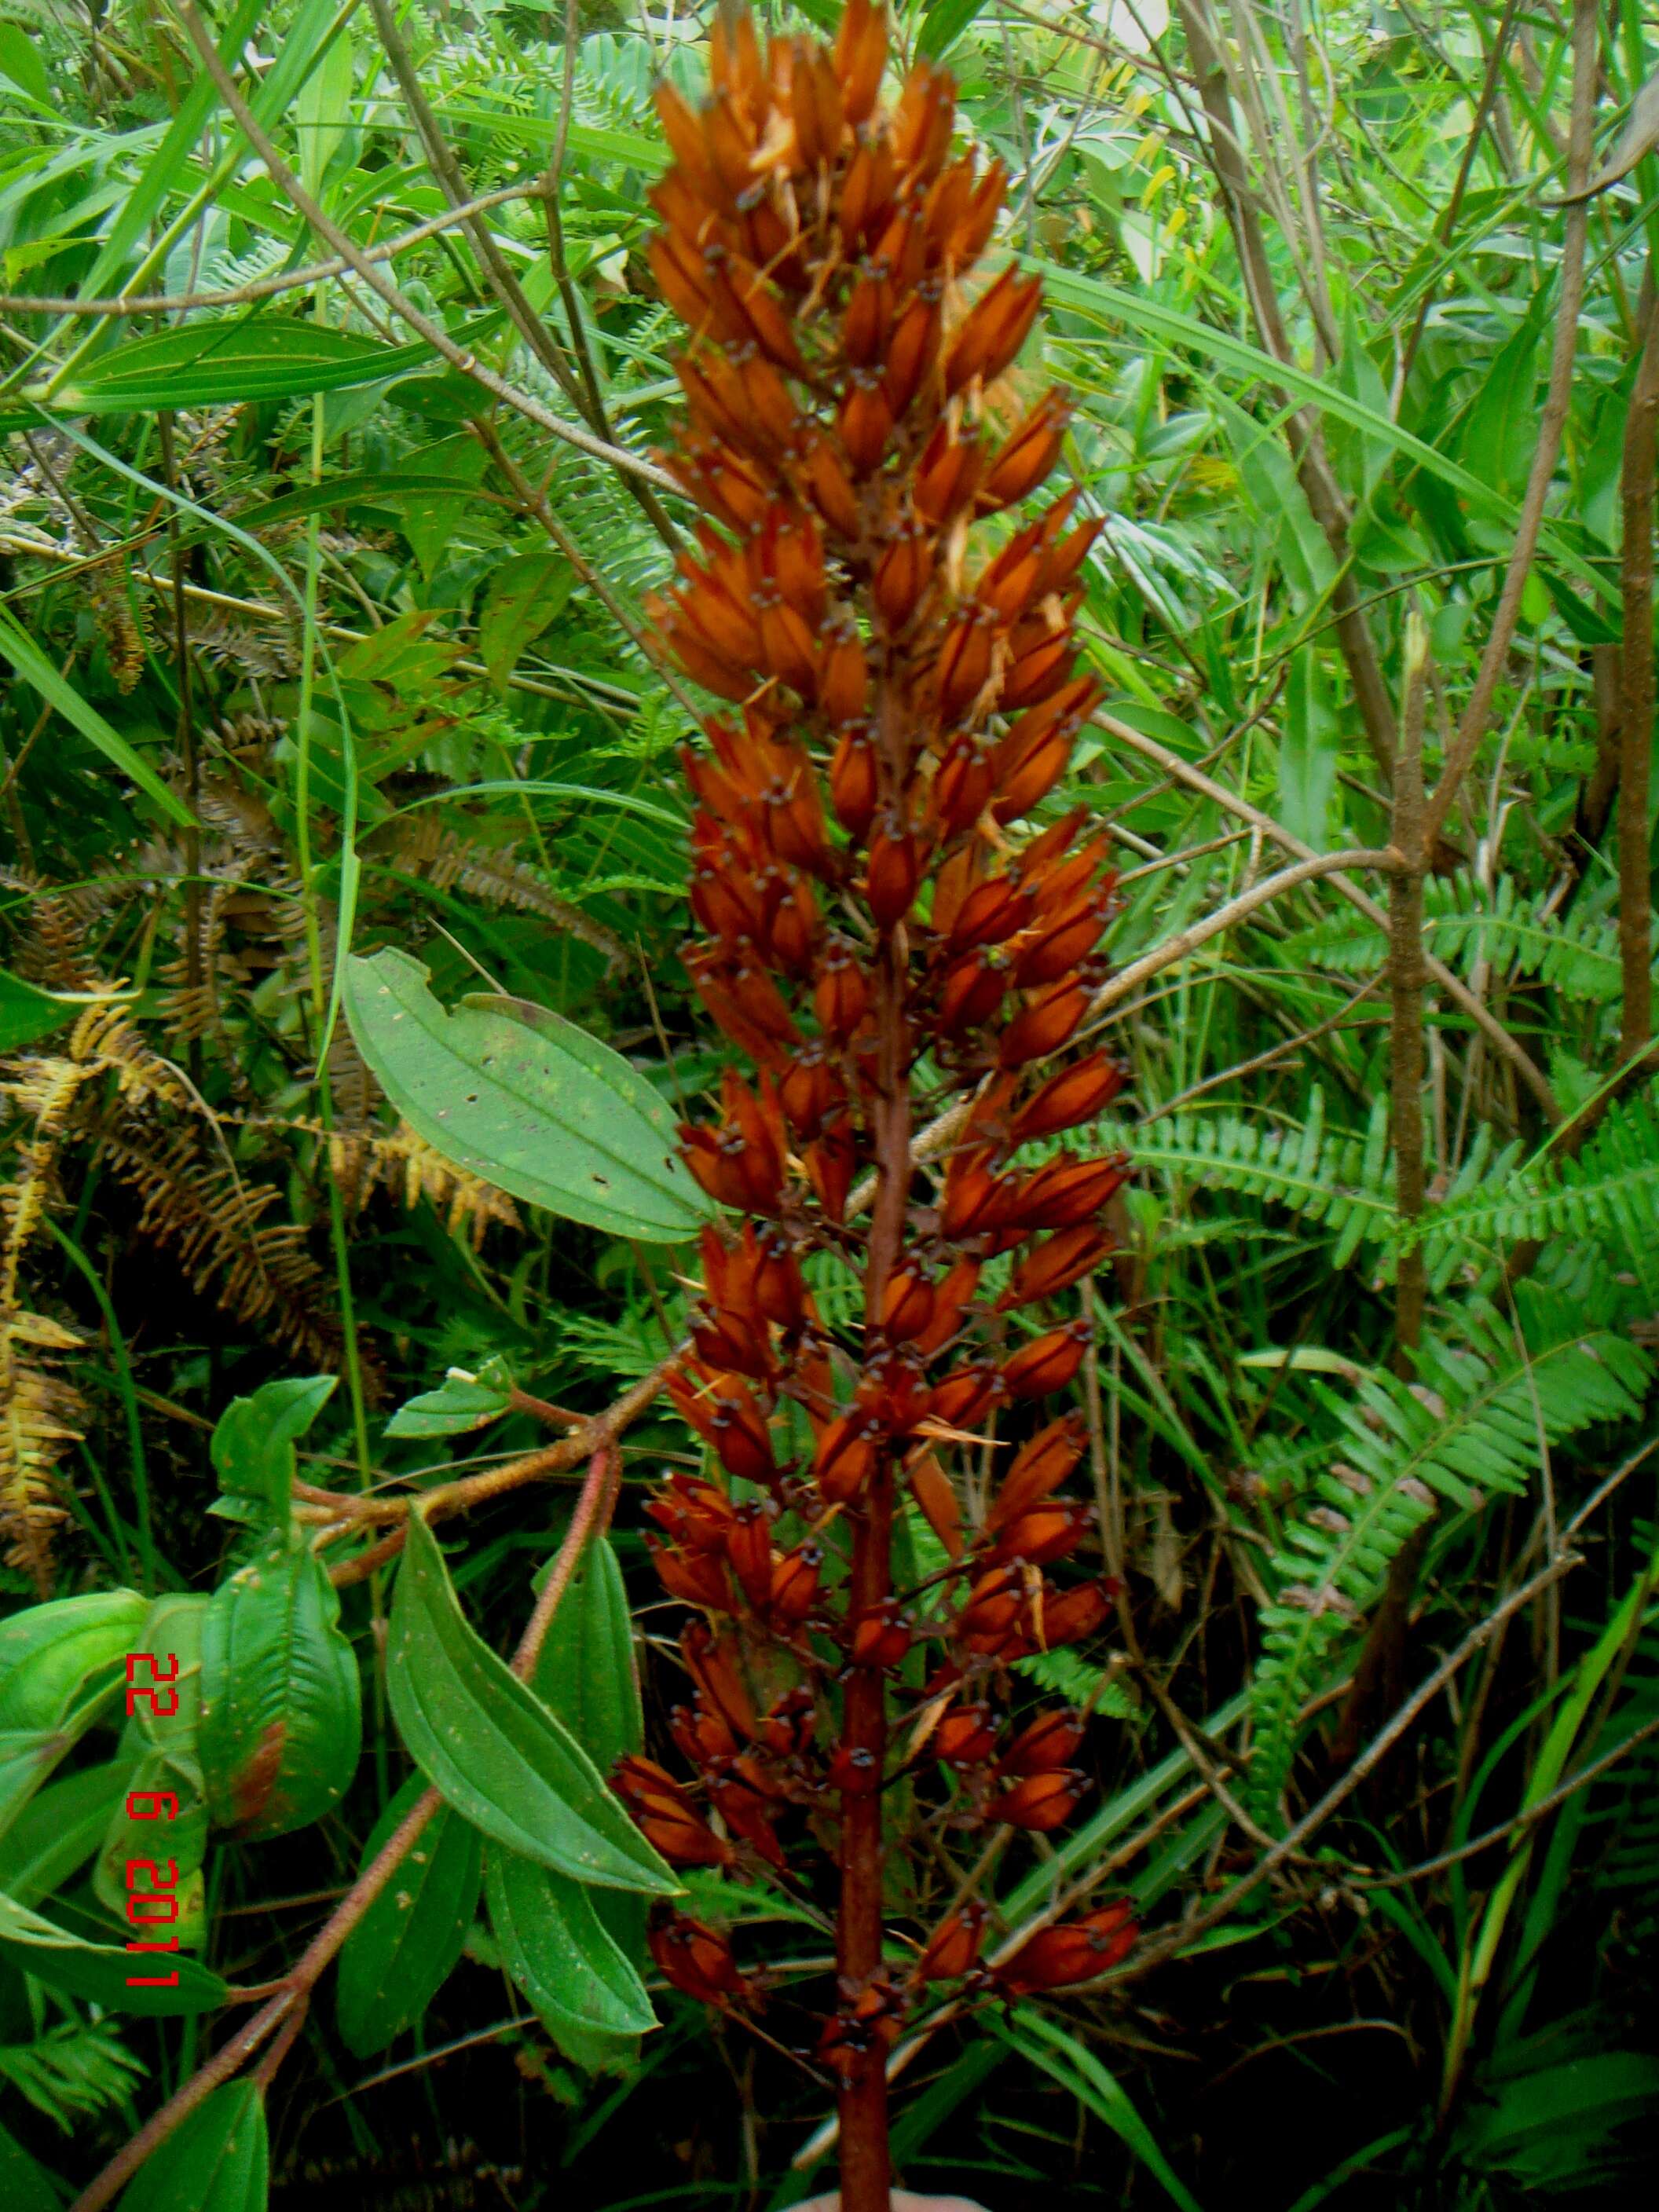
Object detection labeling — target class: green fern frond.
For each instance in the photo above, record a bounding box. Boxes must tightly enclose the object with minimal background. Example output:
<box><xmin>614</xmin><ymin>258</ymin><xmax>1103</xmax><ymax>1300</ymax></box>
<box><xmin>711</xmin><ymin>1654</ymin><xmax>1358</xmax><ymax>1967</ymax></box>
<box><xmin>1413</xmin><ymin>1091</ymin><xmax>1659</xmax><ymax>1257</ymax></box>
<box><xmin>1247</xmin><ymin>1291</ymin><xmax>1651</xmax><ymax>1821</ymax></box>
<box><xmin>1125</xmin><ymin>1088</ymin><xmax>1394</xmax><ymax>1267</ymax></box>
<box><xmin>1285</xmin><ymin>875</ymin><xmax>1628</xmax><ymax>1004</ymax></box>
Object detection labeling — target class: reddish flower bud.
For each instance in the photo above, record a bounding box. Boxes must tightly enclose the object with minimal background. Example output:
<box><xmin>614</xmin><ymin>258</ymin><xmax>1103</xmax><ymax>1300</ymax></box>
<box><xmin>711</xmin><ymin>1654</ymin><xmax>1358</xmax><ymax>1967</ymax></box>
<box><xmin>798</xmin><ymin>430</ymin><xmax>862</xmax><ymax>538</ymax></box>
<box><xmin>933</xmin><ymin>600</ymin><xmax>998</xmax><ymax>720</ymax></box>
<box><xmin>884</xmin><ymin>291</ymin><xmax>941</xmax><ymax>421</ymax></box>
<box><xmin>998</xmin><ymin>1767</ymin><xmax>1086</xmax><ymax>1831</ymax></box>
<box><xmin>829</xmin><ymin>725</ymin><xmax>880</xmax><ymax>842</ymax></box>
<box><xmin>751</xmin><ymin>1225</ymin><xmax>807</xmax><ymax>1331</ymax></box>
<box><xmin>980</xmin><ymin>391</ymin><xmax>1071</xmax><ymax>511</ymax></box>
<box><xmin>650</xmin><ymin>1538</ymin><xmax>737</xmax><ymax>1613</ymax></box>
<box><xmin>778</xmin><ymin>1039</ymin><xmax>844</xmax><ymax>1137</ymax></box>
<box><xmin>956</xmin><ymin>1563</ymin><xmax>1025</xmax><ymax>1651</ymax></box>
<box><xmin>759</xmin><ymin>1684</ymin><xmax>817</xmax><ymax>1757</ymax></box>
<box><xmin>915</xmin><ymin>1901</ymin><xmax>987</xmax><ymax>1982</ymax></box>
<box><xmin>791</xmin><ymin>39</ymin><xmax>844</xmax><ymax>172</ymax></box>
<box><xmin>1008</xmin><ymin>1053</ymin><xmax>1126</xmax><ymax>1147</ymax></box>
<box><xmin>934</xmin><ymin>731</ymin><xmax>996</xmax><ymax>839</ymax></box>
<box><xmin>866</xmin><ymin>816</ymin><xmax>924</xmax><ymax>928</ymax></box>
<box><xmin>613</xmin><ymin>1756</ymin><xmax>735</xmax><ymax>1867</ymax></box>
<box><xmin>766</xmin><ymin>875</ymin><xmax>821</xmax><ymax>975</ymax></box>
<box><xmin>709</xmin><ymin>1771</ymin><xmax>786</xmax><ymax>1866</ymax></box>
<box><xmin>995</xmin><ymin>1902</ymin><xmax>1136</xmax><ymax>1994</ymax></box>
<box><xmin>815</xmin><ymin>935</ymin><xmax>872</xmax><ymax>1042</ymax></box>
<box><xmin>1001</xmin><ymin>1708</ymin><xmax>1086</xmax><ymax>1777</ymax></box>
<box><xmin>944</xmin><ymin>268</ymin><xmax>1042</xmax><ymax>394</ymax></box>
<box><xmin>945</xmin><ymin>873</ymin><xmax>1031</xmax><ymax>954</ymax></box>
<box><xmin>1002</xmin><ymin>1319</ymin><xmax>1091</xmax><ymax>1400</ymax></box>
<box><xmin>815</xmin><ymin>1408</ymin><xmax>881</xmax><ymax>1503</ymax></box>
<box><xmin>767</xmin><ymin>1540</ymin><xmax>822</xmax><ymax>1627</ymax></box>
<box><xmin>934</xmin><ymin>1700</ymin><xmax>998</xmax><ymax>1767</ymax></box>
<box><xmin>650</xmin><ymin>1912</ymin><xmax>755</xmax><ymax>2008</ymax></box>
<box><xmin>908</xmin><ymin>1449</ymin><xmax>965</xmax><ymax>1556</ymax></box>
<box><xmin>914</xmin><ymin>419</ymin><xmax>986</xmax><ymax>524</ymax></box>
<box><xmin>691</xmin><ymin>1301</ymin><xmax>774</xmax><ymax>1381</ymax></box>
<box><xmin>682</xmin><ymin>1620</ymin><xmax>760</xmax><ymax>1739</ymax></box>
<box><xmin>1011</xmin><ymin>1151</ymin><xmax>1132</xmax><ymax>1229</ymax></box>
<box><xmin>805</xmin><ymin>1116</ymin><xmax>859</xmax><ymax>1222</ymax></box>
<box><xmin>998</xmin><ymin>623</ymin><xmax>1077</xmax><ymax>715</ymax></box>
<box><xmin>726</xmin><ymin>1500</ymin><xmax>776</xmax><ymax>1612</ymax></box>
<box><xmin>998</xmin><ymin>979</ymin><xmax>1090</xmax><ymax>1069</ymax></box>
<box><xmin>1037</xmin><ymin>1576</ymin><xmax>1115</xmax><ymax>1646</ymax></box>
<box><xmin>839</xmin><ymin>365</ymin><xmax>895</xmax><ymax>475</ymax></box>
<box><xmin>939</xmin><ymin>1150</ymin><xmax>1015</xmax><ymax>1240</ymax></box>
<box><xmin>873</xmin><ymin>516</ymin><xmax>933</xmax><ymax>630</ymax></box>
<box><xmin>838</xmin><ymin>132</ymin><xmax>897</xmax><ymax>244</ymax></box>
<box><xmin>936</xmin><ymin>947</ymin><xmax>1007</xmax><ymax>1038</ymax></box>
<box><xmin>926</xmin><ymin>1358</ymin><xmax>1003</xmax><ymax>1430</ymax></box>
<box><xmin>913</xmin><ymin>1258</ymin><xmax>981</xmax><ymax>1357</ymax></box>
<box><xmin>847</xmin><ymin>1599</ymin><xmax>913</xmax><ymax>1671</ymax></box>
<box><xmin>998</xmin><ymin>1226</ymin><xmax>1112</xmax><ymax>1310</ymax></box>
<box><xmin>843</xmin><ymin>263</ymin><xmax>892</xmax><ymax>365</ymax></box>
<box><xmin>820</xmin><ymin>610</ymin><xmax>870</xmax><ymax>723</ymax></box>
<box><xmin>757</xmin><ymin>588</ymin><xmax>820</xmax><ymax>697</ymax></box>
<box><xmin>1013</xmin><ymin>893</ymin><xmax>1111</xmax><ymax>989</ymax></box>
<box><xmin>882</xmin><ymin>1263</ymin><xmax>936</xmax><ymax>1342</ymax></box>
<box><xmin>985</xmin><ymin>1498</ymin><xmax>1092</xmax><ymax>1569</ymax></box>
<box><xmin>834</xmin><ymin>0</ymin><xmax>888</xmax><ymax>127</ymax></box>
<box><xmin>987</xmin><ymin>1415</ymin><xmax>1086</xmax><ymax>1536</ymax></box>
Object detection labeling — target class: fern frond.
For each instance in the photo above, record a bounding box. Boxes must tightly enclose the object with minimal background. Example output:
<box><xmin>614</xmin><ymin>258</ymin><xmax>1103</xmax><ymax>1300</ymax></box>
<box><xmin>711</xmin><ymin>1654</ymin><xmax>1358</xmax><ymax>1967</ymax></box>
<box><xmin>0</xmin><ymin>1309</ymin><xmax>83</xmax><ymax>1595</ymax></box>
<box><xmin>387</xmin><ymin>816</ymin><xmax>628</xmax><ymax>966</ymax></box>
<box><xmin>0</xmin><ymin>2017</ymin><xmax>145</xmax><ymax>2132</ymax></box>
<box><xmin>1247</xmin><ymin>1291</ymin><xmax>1651</xmax><ymax>1820</ymax></box>
<box><xmin>1285</xmin><ymin>874</ymin><xmax>1628</xmax><ymax>1004</ymax></box>
<box><xmin>1125</xmin><ymin>1088</ymin><xmax>1394</xmax><ymax>1267</ymax></box>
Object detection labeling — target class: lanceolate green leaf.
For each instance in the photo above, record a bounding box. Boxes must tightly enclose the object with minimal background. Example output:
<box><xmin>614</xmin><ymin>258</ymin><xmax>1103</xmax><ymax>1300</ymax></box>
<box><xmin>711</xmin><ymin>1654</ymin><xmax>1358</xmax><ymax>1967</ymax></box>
<box><xmin>387</xmin><ymin>1514</ymin><xmax>676</xmax><ymax>1895</ymax></box>
<box><xmin>531</xmin><ymin>1537</ymin><xmax>644</xmax><ymax>1775</ymax></box>
<box><xmin>0</xmin><ymin>609</ymin><xmax>192</xmax><ymax>826</ymax></box>
<box><xmin>0</xmin><ymin>1588</ymin><xmax>148</xmax><ymax>1842</ymax></box>
<box><xmin>33</xmin><ymin>323</ymin><xmax>434</xmax><ymax>416</ymax></box>
<box><xmin>342</xmin><ymin>948</ymin><xmax>708</xmax><ymax>1242</ymax></box>
<box><xmin>335</xmin><ymin>1775</ymin><xmax>482</xmax><ymax>2057</ymax></box>
<box><xmin>198</xmin><ymin>1540</ymin><xmax>361</xmax><ymax>1842</ymax></box>
<box><xmin>0</xmin><ymin>1890</ymin><xmax>227</xmax><ymax>2016</ymax></box>
<box><xmin>0</xmin><ymin>1759</ymin><xmax>135</xmax><ymax>1908</ymax></box>
<box><xmin>116</xmin><ymin>2081</ymin><xmax>268</xmax><ymax>2211</ymax></box>
<box><xmin>484</xmin><ymin>1846</ymin><xmax>657</xmax><ymax>2038</ymax></box>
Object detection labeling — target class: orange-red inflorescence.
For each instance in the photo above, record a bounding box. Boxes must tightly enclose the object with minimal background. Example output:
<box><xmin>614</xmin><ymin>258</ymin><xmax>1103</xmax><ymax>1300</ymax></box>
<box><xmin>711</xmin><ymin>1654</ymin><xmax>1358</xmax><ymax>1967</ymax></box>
<box><xmin>616</xmin><ymin>0</ymin><xmax>1137</xmax><ymax>2128</ymax></box>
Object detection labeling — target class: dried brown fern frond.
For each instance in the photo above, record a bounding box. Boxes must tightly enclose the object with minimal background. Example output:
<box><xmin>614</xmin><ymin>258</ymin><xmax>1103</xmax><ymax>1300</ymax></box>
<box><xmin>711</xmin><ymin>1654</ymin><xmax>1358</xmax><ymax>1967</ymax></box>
<box><xmin>185</xmin><ymin>606</ymin><xmax>298</xmax><ymax>680</ymax></box>
<box><xmin>88</xmin><ymin>563</ymin><xmax>151</xmax><ymax>693</ymax></box>
<box><xmin>0</xmin><ymin>868</ymin><xmax>114</xmax><ymax>992</ymax></box>
<box><xmin>324</xmin><ymin>1119</ymin><xmax>522</xmax><ymax>1248</ymax></box>
<box><xmin>385</xmin><ymin>815</ymin><xmax>629</xmax><ymax>969</ymax></box>
<box><xmin>0</xmin><ymin>1309</ymin><xmax>82</xmax><ymax>1595</ymax></box>
<box><xmin>97</xmin><ymin>1122</ymin><xmax>346</xmax><ymax>1373</ymax></box>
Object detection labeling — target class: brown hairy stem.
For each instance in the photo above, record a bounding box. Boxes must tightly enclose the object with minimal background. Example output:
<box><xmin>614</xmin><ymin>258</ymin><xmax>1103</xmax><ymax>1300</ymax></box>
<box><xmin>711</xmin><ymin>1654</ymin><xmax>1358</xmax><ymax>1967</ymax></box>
<box><xmin>1421</xmin><ymin>0</ymin><xmax>1599</xmax><ymax>853</ymax></box>
<box><xmin>1617</xmin><ymin>269</ymin><xmax>1659</xmax><ymax>1064</ymax></box>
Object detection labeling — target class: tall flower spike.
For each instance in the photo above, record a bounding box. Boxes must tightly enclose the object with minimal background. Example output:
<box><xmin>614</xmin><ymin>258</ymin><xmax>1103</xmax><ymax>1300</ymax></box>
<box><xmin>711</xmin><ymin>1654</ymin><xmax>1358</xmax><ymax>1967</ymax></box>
<box><xmin>624</xmin><ymin>12</ymin><xmax>1137</xmax><ymax>2206</ymax></box>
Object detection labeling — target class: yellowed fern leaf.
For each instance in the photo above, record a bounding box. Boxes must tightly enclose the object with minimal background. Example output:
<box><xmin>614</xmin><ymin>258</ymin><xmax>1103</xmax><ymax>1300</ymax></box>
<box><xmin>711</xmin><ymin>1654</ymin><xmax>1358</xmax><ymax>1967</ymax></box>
<box><xmin>0</xmin><ymin>1311</ymin><xmax>84</xmax><ymax>1596</ymax></box>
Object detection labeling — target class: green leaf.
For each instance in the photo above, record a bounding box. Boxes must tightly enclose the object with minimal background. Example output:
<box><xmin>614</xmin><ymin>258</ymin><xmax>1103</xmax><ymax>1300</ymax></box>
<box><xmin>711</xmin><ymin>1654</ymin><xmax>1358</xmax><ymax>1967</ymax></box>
<box><xmin>116</xmin><ymin>2081</ymin><xmax>267</xmax><ymax>2210</ymax></box>
<box><xmin>296</xmin><ymin>28</ymin><xmax>354</xmax><ymax>200</ymax></box>
<box><xmin>34</xmin><ymin>324</ymin><xmax>433</xmax><ymax>416</ymax></box>
<box><xmin>1459</xmin><ymin>318</ymin><xmax>1543</xmax><ymax>501</ymax></box>
<box><xmin>0</xmin><ymin>1760</ymin><xmax>134</xmax><ymax>1909</ymax></box>
<box><xmin>383</xmin><ymin>434</ymin><xmax>490</xmax><ymax>578</ymax></box>
<box><xmin>0</xmin><ymin>608</ymin><xmax>192</xmax><ymax>827</ymax></box>
<box><xmin>917</xmin><ymin>0</ymin><xmax>987</xmax><ymax>60</ymax></box>
<box><xmin>1279</xmin><ymin>649</ymin><xmax>1338</xmax><ymax>850</ymax></box>
<box><xmin>335</xmin><ymin>1774</ymin><xmax>482</xmax><ymax>2056</ymax></box>
<box><xmin>478</xmin><ymin>551</ymin><xmax>574</xmax><ymax>690</ymax></box>
<box><xmin>0</xmin><ymin>1891</ymin><xmax>227</xmax><ymax>2016</ymax></box>
<box><xmin>531</xmin><ymin>1537</ymin><xmax>644</xmax><ymax>1776</ymax></box>
<box><xmin>208</xmin><ymin>1376</ymin><xmax>335</xmax><ymax>1529</ymax></box>
<box><xmin>342</xmin><ymin>949</ymin><xmax>709</xmax><ymax>1243</ymax></box>
<box><xmin>484</xmin><ymin>1847</ymin><xmax>657</xmax><ymax>2038</ymax></box>
<box><xmin>999</xmin><ymin>2008</ymin><xmax>1204</xmax><ymax>2212</ymax></box>
<box><xmin>0</xmin><ymin>24</ymin><xmax>51</xmax><ymax>104</ymax></box>
<box><xmin>0</xmin><ymin>1590</ymin><xmax>148</xmax><ymax>1841</ymax></box>
<box><xmin>387</xmin><ymin>1514</ymin><xmax>676</xmax><ymax>1895</ymax></box>
<box><xmin>384</xmin><ymin>1372</ymin><xmax>511</xmax><ymax>1440</ymax></box>
<box><xmin>94</xmin><ymin>1595</ymin><xmax>211</xmax><ymax>1947</ymax></box>
<box><xmin>0</xmin><ymin>971</ymin><xmax>117</xmax><ymax>1054</ymax></box>
<box><xmin>0</xmin><ymin>2115</ymin><xmax>62</xmax><ymax>2212</ymax></box>
<box><xmin>198</xmin><ymin>1539</ymin><xmax>361</xmax><ymax>1841</ymax></box>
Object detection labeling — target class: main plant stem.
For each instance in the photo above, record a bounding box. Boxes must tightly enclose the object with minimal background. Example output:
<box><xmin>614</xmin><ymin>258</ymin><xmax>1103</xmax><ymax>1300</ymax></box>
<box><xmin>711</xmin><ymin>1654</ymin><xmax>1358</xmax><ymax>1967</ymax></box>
<box><xmin>837</xmin><ymin>677</ymin><xmax>912</xmax><ymax>2210</ymax></box>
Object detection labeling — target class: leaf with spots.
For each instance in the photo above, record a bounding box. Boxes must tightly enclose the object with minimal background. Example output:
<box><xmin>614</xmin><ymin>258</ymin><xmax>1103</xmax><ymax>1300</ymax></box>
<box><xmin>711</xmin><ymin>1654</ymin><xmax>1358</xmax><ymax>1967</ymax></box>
<box><xmin>387</xmin><ymin>1514</ymin><xmax>676</xmax><ymax>1895</ymax></box>
<box><xmin>198</xmin><ymin>1538</ymin><xmax>362</xmax><ymax>1843</ymax></box>
<box><xmin>335</xmin><ymin>1774</ymin><xmax>482</xmax><ymax>2056</ymax></box>
<box><xmin>342</xmin><ymin>948</ymin><xmax>709</xmax><ymax>1243</ymax></box>
<box><xmin>485</xmin><ymin>1845</ymin><xmax>657</xmax><ymax>2042</ymax></box>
